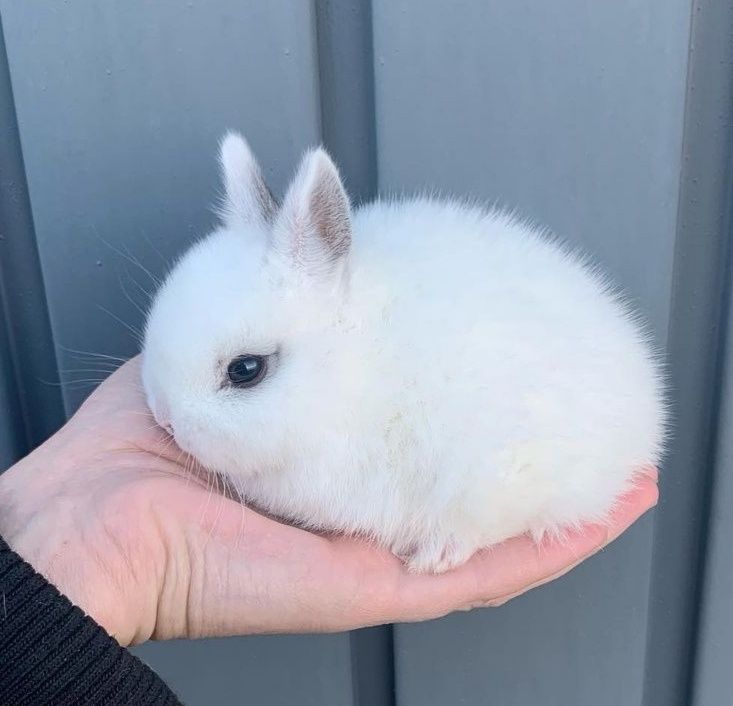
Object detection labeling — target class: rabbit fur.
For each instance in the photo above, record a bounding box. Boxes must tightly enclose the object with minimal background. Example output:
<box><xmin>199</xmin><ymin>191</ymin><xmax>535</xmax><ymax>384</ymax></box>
<box><xmin>142</xmin><ymin>133</ymin><xmax>665</xmax><ymax>573</ymax></box>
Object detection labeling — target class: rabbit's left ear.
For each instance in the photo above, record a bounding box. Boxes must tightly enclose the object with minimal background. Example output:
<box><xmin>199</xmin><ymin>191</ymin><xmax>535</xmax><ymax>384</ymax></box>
<box><xmin>271</xmin><ymin>147</ymin><xmax>351</xmax><ymax>282</ymax></box>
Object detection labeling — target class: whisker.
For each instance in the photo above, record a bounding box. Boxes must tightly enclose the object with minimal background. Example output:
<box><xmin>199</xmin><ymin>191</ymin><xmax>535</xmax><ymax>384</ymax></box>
<box><xmin>37</xmin><ymin>377</ymin><xmax>107</xmax><ymax>387</ymax></box>
<box><xmin>118</xmin><ymin>272</ymin><xmax>149</xmax><ymax>320</ymax></box>
<box><xmin>93</xmin><ymin>227</ymin><xmax>162</xmax><ymax>288</ymax></box>
<box><xmin>200</xmin><ymin>465</ymin><xmax>217</xmax><ymax>530</ymax></box>
<box><xmin>96</xmin><ymin>304</ymin><xmax>144</xmax><ymax>344</ymax></box>
<box><xmin>140</xmin><ymin>422</ymin><xmax>166</xmax><ymax>434</ymax></box>
<box><xmin>141</xmin><ymin>232</ymin><xmax>170</xmax><ymax>270</ymax></box>
<box><xmin>58</xmin><ymin>367</ymin><xmax>119</xmax><ymax>376</ymax></box>
<box><xmin>61</xmin><ymin>357</ymin><xmax>122</xmax><ymax>367</ymax></box>
<box><xmin>128</xmin><ymin>274</ymin><xmax>154</xmax><ymax>303</ymax></box>
<box><xmin>147</xmin><ymin>434</ymin><xmax>178</xmax><ymax>467</ymax></box>
<box><xmin>58</xmin><ymin>345</ymin><xmax>130</xmax><ymax>364</ymax></box>
<box><xmin>233</xmin><ymin>476</ymin><xmax>248</xmax><ymax>551</ymax></box>
<box><xmin>207</xmin><ymin>473</ymin><xmax>228</xmax><ymax>544</ymax></box>
<box><xmin>182</xmin><ymin>453</ymin><xmax>196</xmax><ymax>489</ymax></box>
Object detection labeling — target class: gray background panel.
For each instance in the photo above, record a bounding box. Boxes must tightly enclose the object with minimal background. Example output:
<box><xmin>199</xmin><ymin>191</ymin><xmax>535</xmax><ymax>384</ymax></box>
<box><xmin>144</xmin><ymin>635</ymin><xmax>355</xmax><ymax>706</ymax></box>
<box><xmin>372</xmin><ymin>0</ymin><xmax>690</xmax><ymax>333</ymax></box>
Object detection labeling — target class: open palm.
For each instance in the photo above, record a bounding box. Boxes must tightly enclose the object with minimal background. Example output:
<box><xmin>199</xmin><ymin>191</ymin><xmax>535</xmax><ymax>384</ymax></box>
<box><xmin>0</xmin><ymin>357</ymin><xmax>658</xmax><ymax>647</ymax></box>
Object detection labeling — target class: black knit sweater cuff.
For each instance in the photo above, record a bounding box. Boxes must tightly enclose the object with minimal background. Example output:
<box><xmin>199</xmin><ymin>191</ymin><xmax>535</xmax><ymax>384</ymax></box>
<box><xmin>0</xmin><ymin>536</ymin><xmax>181</xmax><ymax>705</ymax></box>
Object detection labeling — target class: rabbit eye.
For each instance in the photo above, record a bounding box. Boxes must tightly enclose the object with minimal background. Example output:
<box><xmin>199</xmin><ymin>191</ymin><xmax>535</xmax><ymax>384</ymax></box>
<box><xmin>226</xmin><ymin>355</ymin><xmax>266</xmax><ymax>387</ymax></box>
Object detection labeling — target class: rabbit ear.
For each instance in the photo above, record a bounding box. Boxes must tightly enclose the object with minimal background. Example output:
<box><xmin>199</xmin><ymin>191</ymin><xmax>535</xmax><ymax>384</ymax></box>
<box><xmin>271</xmin><ymin>147</ymin><xmax>351</xmax><ymax>282</ymax></box>
<box><xmin>218</xmin><ymin>131</ymin><xmax>277</xmax><ymax>229</ymax></box>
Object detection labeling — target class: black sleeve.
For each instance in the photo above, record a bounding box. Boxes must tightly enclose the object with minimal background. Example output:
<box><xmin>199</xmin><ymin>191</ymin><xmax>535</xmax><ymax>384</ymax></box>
<box><xmin>0</xmin><ymin>536</ymin><xmax>182</xmax><ymax>705</ymax></box>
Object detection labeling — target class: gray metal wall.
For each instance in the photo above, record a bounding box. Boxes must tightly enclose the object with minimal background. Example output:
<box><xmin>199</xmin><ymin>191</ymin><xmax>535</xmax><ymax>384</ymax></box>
<box><xmin>0</xmin><ymin>2</ymin><xmax>730</xmax><ymax>705</ymax></box>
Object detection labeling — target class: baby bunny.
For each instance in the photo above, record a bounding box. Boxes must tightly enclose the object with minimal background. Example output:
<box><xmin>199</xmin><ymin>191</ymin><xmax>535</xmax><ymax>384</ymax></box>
<box><xmin>142</xmin><ymin>133</ymin><xmax>665</xmax><ymax>573</ymax></box>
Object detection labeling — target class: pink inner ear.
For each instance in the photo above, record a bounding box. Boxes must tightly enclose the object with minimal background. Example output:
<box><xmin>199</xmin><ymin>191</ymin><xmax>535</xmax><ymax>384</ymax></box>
<box><xmin>271</xmin><ymin>148</ymin><xmax>352</xmax><ymax>275</ymax></box>
<box><xmin>309</xmin><ymin>172</ymin><xmax>351</xmax><ymax>262</ymax></box>
<box><xmin>252</xmin><ymin>174</ymin><xmax>279</xmax><ymax>225</ymax></box>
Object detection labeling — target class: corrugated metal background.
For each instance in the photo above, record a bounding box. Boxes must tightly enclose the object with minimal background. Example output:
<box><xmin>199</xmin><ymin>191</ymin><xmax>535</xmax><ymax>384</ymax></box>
<box><xmin>0</xmin><ymin>2</ymin><xmax>731</xmax><ymax>704</ymax></box>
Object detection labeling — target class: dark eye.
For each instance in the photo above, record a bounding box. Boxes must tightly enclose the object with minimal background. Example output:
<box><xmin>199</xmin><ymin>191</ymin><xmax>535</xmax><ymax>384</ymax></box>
<box><xmin>226</xmin><ymin>355</ymin><xmax>267</xmax><ymax>387</ymax></box>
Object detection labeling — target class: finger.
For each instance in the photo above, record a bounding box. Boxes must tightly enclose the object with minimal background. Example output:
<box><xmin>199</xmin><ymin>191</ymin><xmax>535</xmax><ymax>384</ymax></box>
<box><xmin>389</xmin><ymin>474</ymin><xmax>658</xmax><ymax>621</ymax></box>
<box><xmin>605</xmin><ymin>469</ymin><xmax>659</xmax><ymax>544</ymax></box>
<box><xmin>488</xmin><ymin>472</ymin><xmax>659</xmax><ymax>606</ymax></box>
<box><xmin>389</xmin><ymin>525</ymin><xmax>607</xmax><ymax>622</ymax></box>
<box><xmin>471</xmin><ymin>473</ymin><xmax>659</xmax><ymax>607</ymax></box>
<box><xmin>488</xmin><ymin>473</ymin><xmax>658</xmax><ymax>604</ymax></box>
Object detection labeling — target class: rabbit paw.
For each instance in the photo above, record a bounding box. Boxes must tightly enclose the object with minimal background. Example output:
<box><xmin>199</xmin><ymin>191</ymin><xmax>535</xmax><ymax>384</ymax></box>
<box><xmin>404</xmin><ymin>537</ymin><xmax>475</xmax><ymax>574</ymax></box>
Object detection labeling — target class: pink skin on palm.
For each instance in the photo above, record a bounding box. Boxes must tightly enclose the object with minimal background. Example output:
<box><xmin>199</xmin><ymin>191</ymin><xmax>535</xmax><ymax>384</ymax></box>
<box><xmin>0</xmin><ymin>358</ymin><xmax>658</xmax><ymax>646</ymax></box>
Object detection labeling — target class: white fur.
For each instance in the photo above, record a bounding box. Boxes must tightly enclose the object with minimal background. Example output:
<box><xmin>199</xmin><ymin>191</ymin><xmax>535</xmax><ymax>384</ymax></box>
<box><xmin>142</xmin><ymin>133</ymin><xmax>666</xmax><ymax>573</ymax></box>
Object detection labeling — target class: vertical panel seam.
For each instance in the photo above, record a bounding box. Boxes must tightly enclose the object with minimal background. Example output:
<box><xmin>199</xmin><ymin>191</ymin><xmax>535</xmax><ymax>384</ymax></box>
<box><xmin>686</xmin><ymin>164</ymin><xmax>733</xmax><ymax>706</ymax></box>
<box><xmin>313</xmin><ymin>3</ymin><xmax>391</xmax><ymax>705</ymax></box>
<box><xmin>313</xmin><ymin>0</ymin><xmax>378</xmax><ymax>202</ymax></box>
<box><xmin>0</xmin><ymin>10</ymin><xmax>65</xmax><ymax>452</ymax></box>
<box><xmin>0</xmin><ymin>11</ymin><xmax>29</xmax><ymax>452</ymax></box>
<box><xmin>642</xmin><ymin>1</ymin><xmax>733</xmax><ymax>704</ymax></box>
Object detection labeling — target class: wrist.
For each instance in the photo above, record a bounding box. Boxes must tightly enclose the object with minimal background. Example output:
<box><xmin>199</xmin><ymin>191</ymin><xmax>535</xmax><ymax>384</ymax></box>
<box><xmin>0</xmin><ymin>443</ymin><xmax>165</xmax><ymax>646</ymax></box>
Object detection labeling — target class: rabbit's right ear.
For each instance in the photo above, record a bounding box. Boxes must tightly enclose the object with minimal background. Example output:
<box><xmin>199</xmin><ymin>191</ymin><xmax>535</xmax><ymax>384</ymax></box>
<box><xmin>218</xmin><ymin>132</ymin><xmax>277</xmax><ymax>229</ymax></box>
<box><xmin>270</xmin><ymin>147</ymin><xmax>351</xmax><ymax>286</ymax></box>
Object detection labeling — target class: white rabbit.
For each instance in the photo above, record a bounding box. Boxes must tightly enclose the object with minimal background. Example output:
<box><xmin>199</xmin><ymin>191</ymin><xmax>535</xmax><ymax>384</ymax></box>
<box><xmin>142</xmin><ymin>132</ymin><xmax>665</xmax><ymax>573</ymax></box>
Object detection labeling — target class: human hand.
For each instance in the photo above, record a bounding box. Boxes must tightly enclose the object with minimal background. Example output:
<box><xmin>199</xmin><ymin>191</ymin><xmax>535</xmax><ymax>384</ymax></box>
<box><xmin>0</xmin><ymin>357</ymin><xmax>658</xmax><ymax>647</ymax></box>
